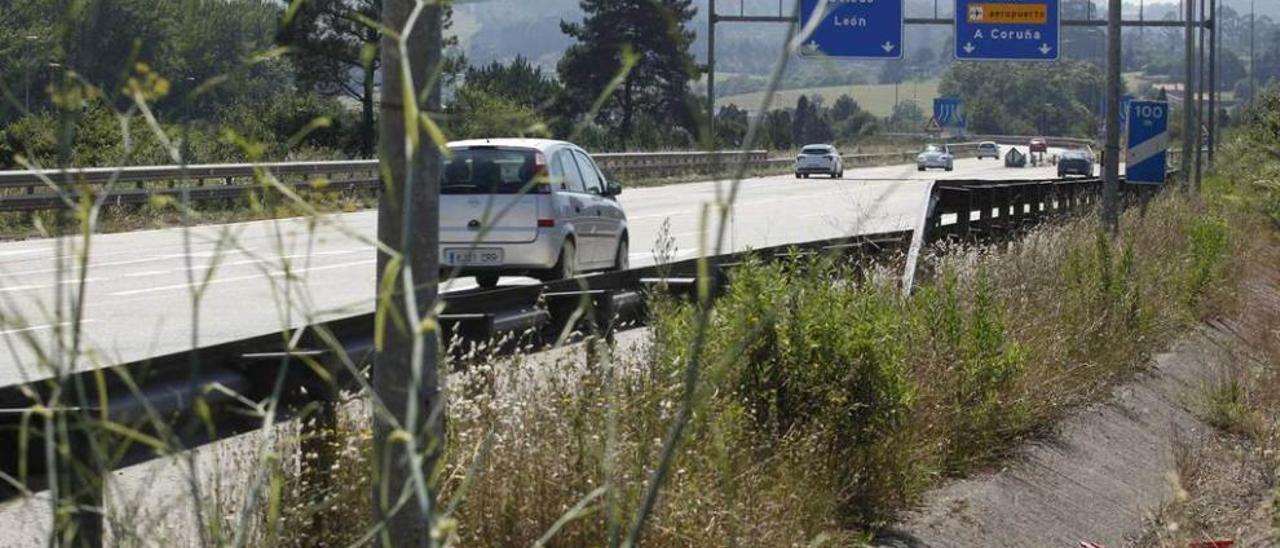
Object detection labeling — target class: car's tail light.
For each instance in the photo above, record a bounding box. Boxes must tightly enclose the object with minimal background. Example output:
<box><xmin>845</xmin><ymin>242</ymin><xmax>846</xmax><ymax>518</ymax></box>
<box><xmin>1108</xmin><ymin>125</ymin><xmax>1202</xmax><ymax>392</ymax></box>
<box><xmin>537</xmin><ymin>219</ymin><xmax>556</xmax><ymax>228</ymax></box>
<box><xmin>531</xmin><ymin>151</ymin><xmax>552</xmax><ymax>194</ymax></box>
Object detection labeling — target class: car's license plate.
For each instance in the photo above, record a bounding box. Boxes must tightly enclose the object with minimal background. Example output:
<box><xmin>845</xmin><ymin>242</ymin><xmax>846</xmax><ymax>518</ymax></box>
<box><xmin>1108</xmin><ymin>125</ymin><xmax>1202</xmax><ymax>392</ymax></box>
<box><xmin>445</xmin><ymin>248</ymin><xmax>503</xmax><ymax>266</ymax></box>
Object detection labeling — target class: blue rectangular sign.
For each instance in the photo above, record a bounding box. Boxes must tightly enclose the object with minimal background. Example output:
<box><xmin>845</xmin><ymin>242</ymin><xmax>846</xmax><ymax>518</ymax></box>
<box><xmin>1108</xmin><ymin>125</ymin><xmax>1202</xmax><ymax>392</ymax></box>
<box><xmin>933</xmin><ymin>97</ymin><xmax>965</xmax><ymax>129</ymax></box>
<box><xmin>799</xmin><ymin>0</ymin><xmax>904</xmax><ymax>59</ymax></box>
<box><xmin>1125</xmin><ymin>100</ymin><xmax>1169</xmax><ymax>185</ymax></box>
<box><xmin>954</xmin><ymin>0</ymin><xmax>1061</xmax><ymax>61</ymax></box>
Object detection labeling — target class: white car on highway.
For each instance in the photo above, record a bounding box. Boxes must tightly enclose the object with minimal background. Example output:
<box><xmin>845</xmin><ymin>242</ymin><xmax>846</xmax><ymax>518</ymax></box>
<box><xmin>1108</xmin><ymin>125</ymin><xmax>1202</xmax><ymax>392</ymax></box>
<box><xmin>794</xmin><ymin>144</ymin><xmax>844</xmax><ymax>179</ymax></box>
<box><xmin>440</xmin><ymin>139</ymin><xmax>628</xmax><ymax>289</ymax></box>
<box><xmin>916</xmin><ymin>144</ymin><xmax>954</xmax><ymax>171</ymax></box>
<box><xmin>976</xmin><ymin>141</ymin><xmax>1000</xmax><ymax>160</ymax></box>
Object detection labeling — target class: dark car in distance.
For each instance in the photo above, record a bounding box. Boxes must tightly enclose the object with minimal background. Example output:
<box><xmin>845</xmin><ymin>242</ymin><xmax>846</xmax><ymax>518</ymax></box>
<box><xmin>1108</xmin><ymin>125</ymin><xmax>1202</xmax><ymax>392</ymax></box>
<box><xmin>1057</xmin><ymin>149</ymin><xmax>1094</xmax><ymax>178</ymax></box>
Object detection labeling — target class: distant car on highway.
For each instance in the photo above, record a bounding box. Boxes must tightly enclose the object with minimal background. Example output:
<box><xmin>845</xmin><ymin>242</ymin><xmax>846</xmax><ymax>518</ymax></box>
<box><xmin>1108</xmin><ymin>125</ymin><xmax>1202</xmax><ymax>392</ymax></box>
<box><xmin>976</xmin><ymin>141</ymin><xmax>1000</xmax><ymax>160</ymax></box>
<box><xmin>917</xmin><ymin>144</ymin><xmax>954</xmax><ymax>171</ymax></box>
<box><xmin>440</xmin><ymin>139</ymin><xmax>628</xmax><ymax>289</ymax></box>
<box><xmin>794</xmin><ymin>144</ymin><xmax>844</xmax><ymax>179</ymax></box>
<box><xmin>1057</xmin><ymin>149</ymin><xmax>1095</xmax><ymax>178</ymax></box>
<box><xmin>1029</xmin><ymin>137</ymin><xmax>1048</xmax><ymax>154</ymax></box>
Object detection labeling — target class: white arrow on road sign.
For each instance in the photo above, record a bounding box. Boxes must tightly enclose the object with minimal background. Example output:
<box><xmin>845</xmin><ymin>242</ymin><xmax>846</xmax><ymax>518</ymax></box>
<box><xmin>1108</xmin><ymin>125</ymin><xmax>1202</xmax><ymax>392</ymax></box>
<box><xmin>1039</xmin><ymin>43</ymin><xmax>1053</xmax><ymax>55</ymax></box>
<box><xmin>882</xmin><ymin>41</ymin><xmax>896</xmax><ymax>53</ymax></box>
<box><xmin>963</xmin><ymin>42</ymin><xmax>976</xmax><ymax>54</ymax></box>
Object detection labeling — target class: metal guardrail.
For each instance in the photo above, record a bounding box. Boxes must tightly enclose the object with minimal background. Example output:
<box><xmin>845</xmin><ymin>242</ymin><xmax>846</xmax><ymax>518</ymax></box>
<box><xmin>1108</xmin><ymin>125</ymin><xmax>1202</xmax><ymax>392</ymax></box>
<box><xmin>0</xmin><ymin>146</ymin><xmax>994</xmax><ymax>213</ymax></box>
<box><xmin>921</xmin><ymin>171</ymin><xmax>1179</xmax><ymax>245</ymax></box>
<box><xmin>0</xmin><ymin>151</ymin><xmax>775</xmax><ymax>213</ymax></box>
<box><xmin>882</xmin><ymin>133</ymin><xmax>1099</xmax><ymax>149</ymax></box>
<box><xmin>0</xmin><ymin>229</ymin><xmax>911</xmax><ymax>544</ymax></box>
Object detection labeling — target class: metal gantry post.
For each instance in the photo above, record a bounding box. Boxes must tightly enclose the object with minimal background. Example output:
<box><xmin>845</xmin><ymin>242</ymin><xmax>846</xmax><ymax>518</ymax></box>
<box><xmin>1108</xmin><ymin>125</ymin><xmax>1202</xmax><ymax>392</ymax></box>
<box><xmin>1208</xmin><ymin>0</ymin><xmax>1217</xmax><ymax>162</ymax></box>
<box><xmin>1103</xmin><ymin>0</ymin><xmax>1122</xmax><ymax>233</ymax></box>
<box><xmin>1195</xmin><ymin>0</ymin><xmax>1205</xmax><ymax>191</ymax></box>
<box><xmin>1182</xmin><ymin>0</ymin><xmax>1195</xmax><ymax>190</ymax></box>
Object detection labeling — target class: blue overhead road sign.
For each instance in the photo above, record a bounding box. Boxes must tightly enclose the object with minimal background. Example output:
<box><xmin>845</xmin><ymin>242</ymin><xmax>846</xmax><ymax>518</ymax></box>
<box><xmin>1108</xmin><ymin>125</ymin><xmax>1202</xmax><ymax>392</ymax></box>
<box><xmin>1125</xmin><ymin>100</ymin><xmax>1169</xmax><ymax>185</ymax></box>
<box><xmin>954</xmin><ymin>0</ymin><xmax>1061</xmax><ymax>61</ymax></box>
<box><xmin>799</xmin><ymin>0</ymin><xmax>904</xmax><ymax>59</ymax></box>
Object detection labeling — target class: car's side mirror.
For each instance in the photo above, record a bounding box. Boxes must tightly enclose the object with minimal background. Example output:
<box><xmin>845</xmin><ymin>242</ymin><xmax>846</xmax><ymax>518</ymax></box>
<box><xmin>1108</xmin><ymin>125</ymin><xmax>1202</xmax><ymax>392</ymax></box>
<box><xmin>605</xmin><ymin>181</ymin><xmax>623</xmax><ymax>197</ymax></box>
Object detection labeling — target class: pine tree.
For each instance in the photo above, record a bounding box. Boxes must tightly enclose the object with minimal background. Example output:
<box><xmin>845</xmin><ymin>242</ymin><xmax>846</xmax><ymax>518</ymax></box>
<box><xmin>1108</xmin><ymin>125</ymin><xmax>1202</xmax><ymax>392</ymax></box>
<box><xmin>282</xmin><ymin>0</ymin><xmax>456</xmax><ymax>157</ymax></box>
<box><xmin>557</xmin><ymin>0</ymin><xmax>698</xmax><ymax>149</ymax></box>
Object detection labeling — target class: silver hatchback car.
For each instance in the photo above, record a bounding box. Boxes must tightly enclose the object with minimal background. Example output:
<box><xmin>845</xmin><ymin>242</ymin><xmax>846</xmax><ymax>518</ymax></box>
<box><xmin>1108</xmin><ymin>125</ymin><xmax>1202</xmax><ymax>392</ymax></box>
<box><xmin>439</xmin><ymin>139</ymin><xmax>629</xmax><ymax>289</ymax></box>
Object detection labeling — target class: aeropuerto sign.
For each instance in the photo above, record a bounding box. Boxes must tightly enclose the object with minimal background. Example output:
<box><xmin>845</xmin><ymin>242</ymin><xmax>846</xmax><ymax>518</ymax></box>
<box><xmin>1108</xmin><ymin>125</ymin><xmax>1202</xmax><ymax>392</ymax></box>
<box><xmin>799</xmin><ymin>0</ymin><xmax>905</xmax><ymax>59</ymax></box>
<box><xmin>954</xmin><ymin>0</ymin><xmax>1060</xmax><ymax>61</ymax></box>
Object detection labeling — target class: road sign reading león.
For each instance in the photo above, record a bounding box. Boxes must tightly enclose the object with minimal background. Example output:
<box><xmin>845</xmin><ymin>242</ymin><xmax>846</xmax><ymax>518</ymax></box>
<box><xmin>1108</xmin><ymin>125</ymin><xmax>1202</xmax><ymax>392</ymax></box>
<box><xmin>954</xmin><ymin>0</ymin><xmax>1060</xmax><ymax>61</ymax></box>
<box><xmin>1125</xmin><ymin>100</ymin><xmax>1169</xmax><ymax>185</ymax></box>
<box><xmin>799</xmin><ymin>0</ymin><xmax>904</xmax><ymax>59</ymax></box>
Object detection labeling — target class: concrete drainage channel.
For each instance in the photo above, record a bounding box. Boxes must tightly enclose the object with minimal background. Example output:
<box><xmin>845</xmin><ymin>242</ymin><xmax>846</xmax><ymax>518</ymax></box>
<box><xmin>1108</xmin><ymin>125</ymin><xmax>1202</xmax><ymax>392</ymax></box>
<box><xmin>0</xmin><ymin>172</ymin><xmax>1137</xmax><ymax>545</ymax></box>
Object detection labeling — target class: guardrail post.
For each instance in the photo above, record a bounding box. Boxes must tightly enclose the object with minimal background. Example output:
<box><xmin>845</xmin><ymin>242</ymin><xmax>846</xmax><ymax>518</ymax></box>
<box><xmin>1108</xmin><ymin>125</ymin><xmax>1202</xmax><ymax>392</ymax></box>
<box><xmin>53</xmin><ymin>410</ymin><xmax>104</xmax><ymax>548</ymax></box>
<box><xmin>978</xmin><ymin>187</ymin><xmax>993</xmax><ymax>235</ymax></box>
<box><xmin>1027</xmin><ymin>184</ymin><xmax>1041</xmax><ymax>224</ymax></box>
<box><xmin>997</xmin><ymin>186</ymin><xmax>1013</xmax><ymax>232</ymax></box>
<box><xmin>958</xmin><ymin>191</ymin><xmax>972</xmax><ymax>239</ymax></box>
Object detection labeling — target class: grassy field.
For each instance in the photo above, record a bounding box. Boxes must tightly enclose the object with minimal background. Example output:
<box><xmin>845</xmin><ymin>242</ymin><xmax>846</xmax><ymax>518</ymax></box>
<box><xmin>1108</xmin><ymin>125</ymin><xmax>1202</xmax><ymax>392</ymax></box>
<box><xmin>718</xmin><ymin>79</ymin><xmax>941</xmax><ymax>118</ymax></box>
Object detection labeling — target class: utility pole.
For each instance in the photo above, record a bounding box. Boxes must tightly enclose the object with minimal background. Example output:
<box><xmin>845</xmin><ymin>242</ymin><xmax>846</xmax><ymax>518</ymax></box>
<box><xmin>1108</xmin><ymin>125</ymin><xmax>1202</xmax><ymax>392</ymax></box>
<box><xmin>1195</xmin><ymin>0</ymin><xmax>1205</xmax><ymax>190</ymax></box>
<box><xmin>1182</xmin><ymin>0</ymin><xmax>1194</xmax><ymax>190</ymax></box>
<box><xmin>707</xmin><ymin>0</ymin><xmax>716</xmax><ymax>139</ymax></box>
<box><xmin>1103</xmin><ymin>0</ymin><xmax>1122</xmax><ymax>233</ymax></box>
<box><xmin>23</xmin><ymin>35</ymin><xmax>38</xmax><ymax>112</ymax></box>
<box><xmin>1208</xmin><ymin>0</ymin><xmax>1216</xmax><ymax>162</ymax></box>
<box><xmin>374</xmin><ymin>0</ymin><xmax>444</xmax><ymax>546</ymax></box>
<box><xmin>1250</xmin><ymin>0</ymin><xmax>1256</xmax><ymax>104</ymax></box>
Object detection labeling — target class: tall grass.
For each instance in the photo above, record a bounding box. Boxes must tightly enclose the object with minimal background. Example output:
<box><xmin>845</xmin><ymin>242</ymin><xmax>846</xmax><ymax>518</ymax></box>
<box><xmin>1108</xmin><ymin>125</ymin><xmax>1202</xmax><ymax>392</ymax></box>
<box><xmin>225</xmin><ymin>188</ymin><xmax>1251</xmax><ymax>546</ymax></box>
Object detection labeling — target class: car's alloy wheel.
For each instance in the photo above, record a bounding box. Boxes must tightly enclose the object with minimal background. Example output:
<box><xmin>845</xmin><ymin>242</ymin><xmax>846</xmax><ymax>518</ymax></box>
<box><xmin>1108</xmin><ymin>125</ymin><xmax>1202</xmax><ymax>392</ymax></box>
<box><xmin>552</xmin><ymin>240</ymin><xmax>577</xmax><ymax>280</ymax></box>
<box><xmin>613</xmin><ymin>239</ymin><xmax>629</xmax><ymax>271</ymax></box>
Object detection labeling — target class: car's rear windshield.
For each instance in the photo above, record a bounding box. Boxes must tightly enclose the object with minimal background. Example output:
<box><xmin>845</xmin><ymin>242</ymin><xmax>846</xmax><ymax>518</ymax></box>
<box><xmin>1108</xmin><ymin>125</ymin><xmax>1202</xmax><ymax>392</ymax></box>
<box><xmin>924</xmin><ymin>145</ymin><xmax>943</xmax><ymax>152</ymax></box>
<box><xmin>801</xmin><ymin>146</ymin><xmax>830</xmax><ymax>154</ymax></box>
<box><xmin>980</xmin><ymin>142</ymin><xmax>996</xmax><ymax>147</ymax></box>
<box><xmin>442</xmin><ymin>147</ymin><xmax>538</xmax><ymax>195</ymax></box>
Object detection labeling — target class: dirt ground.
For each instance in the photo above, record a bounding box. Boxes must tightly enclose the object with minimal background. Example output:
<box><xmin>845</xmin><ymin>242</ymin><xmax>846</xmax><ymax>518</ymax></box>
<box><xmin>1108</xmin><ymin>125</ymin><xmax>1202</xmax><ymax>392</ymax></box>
<box><xmin>876</xmin><ymin>237</ymin><xmax>1280</xmax><ymax>548</ymax></box>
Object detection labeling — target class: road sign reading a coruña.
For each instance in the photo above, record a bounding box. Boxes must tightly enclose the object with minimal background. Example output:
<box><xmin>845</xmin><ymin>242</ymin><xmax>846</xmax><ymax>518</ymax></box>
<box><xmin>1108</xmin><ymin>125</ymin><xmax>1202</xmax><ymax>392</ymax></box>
<box><xmin>955</xmin><ymin>0</ymin><xmax>1060</xmax><ymax>61</ymax></box>
<box><xmin>799</xmin><ymin>0</ymin><xmax>904</xmax><ymax>59</ymax></box>
<box><xmin>1125</xmin><ymin>100</ymin><xmax>1169</xmax><ymax>185</ymax></box>
<box><xmin>933</xmin><ymin>97</ymin><xmax>965</xmax><ymax>129</ymax></box>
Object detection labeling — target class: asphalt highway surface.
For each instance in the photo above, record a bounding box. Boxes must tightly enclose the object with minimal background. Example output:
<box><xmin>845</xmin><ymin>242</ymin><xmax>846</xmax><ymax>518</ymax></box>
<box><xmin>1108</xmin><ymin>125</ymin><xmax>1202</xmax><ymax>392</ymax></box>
<box><xmin>0</xmin><ymin>148</ymin><xmax>1067</xmax><ymax>385</ymax></box>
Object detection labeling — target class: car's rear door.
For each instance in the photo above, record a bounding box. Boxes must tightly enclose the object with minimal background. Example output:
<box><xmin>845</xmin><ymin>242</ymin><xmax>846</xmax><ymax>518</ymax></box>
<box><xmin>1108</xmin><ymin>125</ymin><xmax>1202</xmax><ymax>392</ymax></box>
<box><xmin>551</xmin><ymin>148</ymin><xmax>598</xmax><ymax>262</ymax></box>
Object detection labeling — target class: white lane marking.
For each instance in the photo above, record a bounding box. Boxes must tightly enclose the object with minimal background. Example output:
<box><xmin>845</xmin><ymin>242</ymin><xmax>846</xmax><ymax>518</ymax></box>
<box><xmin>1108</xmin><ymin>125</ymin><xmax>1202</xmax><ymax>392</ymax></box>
<box><xmin>0</xmin><ymin>320</ymin><xmax>97</xmax><ymax>336</ymax></box>
<box><xmin>0</xmin><ymin>248</ymin><xmax>367</xmax><ymax>279</ymax></box>
<box><xmin>108</xmin><ymin>259</ymin><xmax>376</xmax><ymax>297</ymax></box>
<box><xmin>123</xmin><ymin>270</ymin><xmax>174</xmax><ymax>278</ymax></box>
<box><xmin>0</xmin><ymin>277</ymin><xmax>103</xmax><ymax>293</ymax></box>
<box><xmin>0</xmin><ymin>249</ymin><xmax>48</xmax><ymax>257</ymax></box>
